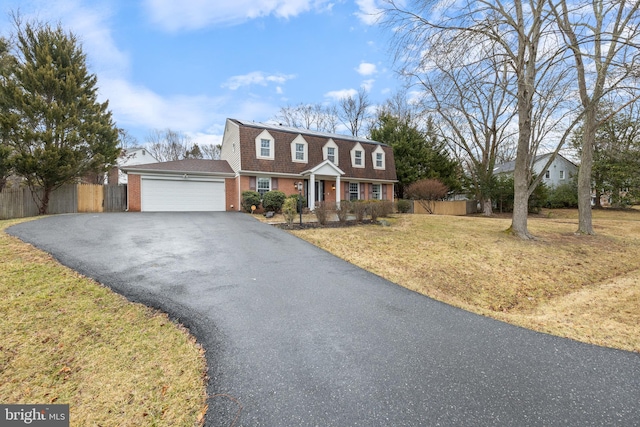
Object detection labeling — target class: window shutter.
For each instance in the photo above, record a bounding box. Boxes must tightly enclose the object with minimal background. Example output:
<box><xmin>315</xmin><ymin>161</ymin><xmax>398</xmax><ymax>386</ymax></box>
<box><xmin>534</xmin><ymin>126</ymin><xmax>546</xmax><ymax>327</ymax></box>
<box><xmin>272</xmin><ymin>178</ymin><xmax>278</xmax><ymax>190</ymax></box>
<box><xmin>344</xmin><ymin>182</ymin><xmax>348</xmax><ymax>200</ymax></box>
<box><xmin>360</xmin><ymin>184</ymin><xmax>365</xmax><ymax>200</ymax></box>
<box><xmin>382</xmin><ymin>184</ymin><xmax>387</xmax><ymax>200</ymax></box>
<box><xmin>249</xmin><ymin>176</ymin><xmax>256</xmax><ymax>190</ymax></box>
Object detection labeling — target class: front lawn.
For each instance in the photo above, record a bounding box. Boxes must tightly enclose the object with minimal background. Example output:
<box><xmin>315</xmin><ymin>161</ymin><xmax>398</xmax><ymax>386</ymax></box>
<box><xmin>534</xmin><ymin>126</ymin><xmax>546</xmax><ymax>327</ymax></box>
<box><xmin>0</xmin><ymin>218</ymin><xmax>208</xmax><ymax>426</ymax></box>
<box><xmin>292</xmin><ymin>209</ymin><xmax>640</xmax><ymax>352</ymax></box>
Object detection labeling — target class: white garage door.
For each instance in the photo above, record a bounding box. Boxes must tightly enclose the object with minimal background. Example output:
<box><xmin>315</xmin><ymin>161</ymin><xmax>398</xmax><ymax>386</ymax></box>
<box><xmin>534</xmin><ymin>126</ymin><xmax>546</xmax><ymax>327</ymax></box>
<box><xmin>141</xmin><ymin>177</ymin><xmax>225</xmax><ymax>212</ymax></box>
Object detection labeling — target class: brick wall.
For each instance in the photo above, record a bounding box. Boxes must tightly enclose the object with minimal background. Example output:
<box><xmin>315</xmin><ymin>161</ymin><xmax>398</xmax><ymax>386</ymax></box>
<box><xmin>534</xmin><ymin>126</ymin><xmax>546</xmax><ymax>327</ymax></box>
<box><xmin>225</xmin><ymin>177</ymin><xmax>239</xmax><ymax>211</ymax></box>
<box><xmin>128</xmin><ymin>174</ymin><xmax>141</xmax><ymax>211</ymax></box>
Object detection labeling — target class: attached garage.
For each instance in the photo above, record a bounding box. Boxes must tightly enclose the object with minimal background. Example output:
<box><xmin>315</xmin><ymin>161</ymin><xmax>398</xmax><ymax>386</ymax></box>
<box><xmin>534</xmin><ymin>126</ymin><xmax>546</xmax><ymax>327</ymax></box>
<box><xmin>141</xmin><ymin>176</ymin><xmax>226</xmax><ymax>212</ymax></box>
<box><xmin>122</xmin><ymin>159</ymin><xmax>235</xmax><ymax>212</ymax></box>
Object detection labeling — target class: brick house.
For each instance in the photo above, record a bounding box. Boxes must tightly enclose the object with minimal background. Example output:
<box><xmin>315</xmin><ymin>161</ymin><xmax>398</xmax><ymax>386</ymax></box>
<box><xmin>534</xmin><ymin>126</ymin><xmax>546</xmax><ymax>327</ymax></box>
<box><xmin>221</xmin><ymin>118</ymin><xmax>397</xmax><ymax>211</ymax></box>
<box><xmin>123</xmin><ymin>118</ymin><xmax>397</xmax><ymax>212</ymax></box>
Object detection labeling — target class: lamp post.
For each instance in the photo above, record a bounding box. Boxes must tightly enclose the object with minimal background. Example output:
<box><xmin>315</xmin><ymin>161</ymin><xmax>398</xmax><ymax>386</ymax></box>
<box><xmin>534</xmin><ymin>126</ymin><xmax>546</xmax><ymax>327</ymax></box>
<box><xmin>295</xmin><ymin>181</ymin><xmax>303</xmax><ymax>226</ymax></box>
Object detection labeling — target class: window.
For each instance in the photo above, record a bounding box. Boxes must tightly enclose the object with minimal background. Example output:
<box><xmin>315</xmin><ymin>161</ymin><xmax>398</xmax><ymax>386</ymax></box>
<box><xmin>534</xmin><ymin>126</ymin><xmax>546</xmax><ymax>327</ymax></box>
<box><xmin>355</xmin><ymin>151</ymin><xmax>362</xmax><ymax>166</ymax></box>
<box><xmin>559</xmin><ymin>170</ymin><xmax>565</xmax><ymax>179</ymax></box>
<box><xmin>372</xmin><ymin>184</ymin><xmax>381</xmax><ymax>200</ymax></box>
<box><xmin>545</xmin><ymin>170</ymin><xmax>550</xmax><ymax>179</ymax></box>
<box><xmin>260</xmin><ymin>139</ymin><xmax>271</xmax><ymax>157</ymax></box>
<box><xmin>372</xmin><ymin>146</ymin><xmax>385</xmax><ymax>170</ymax></box>
<box><xmin>257</xmin><ymin>178</ymin><xmax>270</xmax><ymax>197</ymax></box>
<box><xmin>291</xmin><ymin>135</ymin><xmax>307</xmax><ymax>163</ymax></box>
<box><xmin>255</xmin><ymin>130</ymin><xmax>274</xmax><ymax>160</ymax></box>
<box><xmin>327</xmin><ymin>147</ymin><xmax>335</xmax><ymax>163</ymax></box>
<box><xmin>349</xmin><ymin>183</ymin><xmax>359</xmax><ymax>201</ymax></box>
<box><xmin>324</xmin><ymin>139</ymin><xmax>339</xmax><ymax>165</ymax></box>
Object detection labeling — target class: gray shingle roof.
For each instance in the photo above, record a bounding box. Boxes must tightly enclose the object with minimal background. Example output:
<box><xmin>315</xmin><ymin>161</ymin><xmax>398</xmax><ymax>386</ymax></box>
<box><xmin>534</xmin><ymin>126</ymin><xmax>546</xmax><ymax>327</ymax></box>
<box><xmin>233</xmin><ymin>119</ymin><xmax>388</xmax><ymax>147</ymax></box>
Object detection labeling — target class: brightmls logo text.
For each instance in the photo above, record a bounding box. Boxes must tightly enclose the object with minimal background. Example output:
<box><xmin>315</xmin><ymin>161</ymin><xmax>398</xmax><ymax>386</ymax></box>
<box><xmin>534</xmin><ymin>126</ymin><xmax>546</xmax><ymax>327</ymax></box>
<box><xmin>1</xmin><ymin>405</ymin><xmax>68</xmax><ymax>426</ymax></box>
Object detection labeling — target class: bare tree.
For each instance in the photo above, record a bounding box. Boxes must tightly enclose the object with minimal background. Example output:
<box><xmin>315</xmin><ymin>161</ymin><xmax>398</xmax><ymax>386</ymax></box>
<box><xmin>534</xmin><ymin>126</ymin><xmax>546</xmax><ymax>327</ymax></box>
<box><xmin>201</xmin><ymin>143</ymin><xmax>222</xmax><ymax>160</ymax></box>
<box><xmin>405</xmin><ymin>178</ymin><xmax>449</xmax><ymax>214</ymax></box>
<box><xmin>338</xmin><ymin>87</ymin><xmax>370</xmax><ymax>137</ymax></box>
<box><xmin>549</xmin><ymin>0</ymin><xmax>640</xmax><ymax>235</ymax></box>
<box><xmin>274</xmin><ymin>103</ymin><xmax>339</xmax><ymax>133</ymax></box>
<box><xmin>145</xmin><ymin>128</ymin><xmax>193</xmax><ymax>162</ymax></box>
<box><xmin>419</xmin><ymin>49</ymin><xmax>518</xmax><ymax>216</ymax></box>
<box><xmin>383</xmin><ymin>0</ymin><xmax>575</xmax><ymax>238</ymax></box>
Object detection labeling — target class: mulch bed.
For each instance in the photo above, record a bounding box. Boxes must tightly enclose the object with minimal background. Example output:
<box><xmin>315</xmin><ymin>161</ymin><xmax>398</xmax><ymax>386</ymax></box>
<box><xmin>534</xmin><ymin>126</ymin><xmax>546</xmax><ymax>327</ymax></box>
<box><xmin>272</xmin><ymin>219</ymin><xmax>379</xmax><ymax>230</ymax></box>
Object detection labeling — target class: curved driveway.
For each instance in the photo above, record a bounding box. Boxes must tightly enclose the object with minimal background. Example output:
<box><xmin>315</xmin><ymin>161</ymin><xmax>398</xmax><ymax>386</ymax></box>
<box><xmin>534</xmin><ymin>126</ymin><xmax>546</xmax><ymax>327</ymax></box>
<box><xmin>8</xmin><ymin>213</ymin><xmax>640</xmax><ymax>426</ymax></box>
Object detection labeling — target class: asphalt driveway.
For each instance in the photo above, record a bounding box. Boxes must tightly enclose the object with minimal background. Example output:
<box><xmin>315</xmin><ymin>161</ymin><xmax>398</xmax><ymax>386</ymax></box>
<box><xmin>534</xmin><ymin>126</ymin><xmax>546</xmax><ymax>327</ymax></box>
<box><xmin>8</xmin><ymin>212</ymin><xmax>640</xmax><ymax>426</ymax></box>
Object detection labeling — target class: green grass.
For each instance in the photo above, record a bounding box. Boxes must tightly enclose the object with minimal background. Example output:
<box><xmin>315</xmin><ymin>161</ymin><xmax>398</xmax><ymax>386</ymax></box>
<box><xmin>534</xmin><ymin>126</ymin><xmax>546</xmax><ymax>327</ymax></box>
<box><xmin>0</xmin><ymin>218</ymin><xmax>208</xmax><ymax>426</ymax></box>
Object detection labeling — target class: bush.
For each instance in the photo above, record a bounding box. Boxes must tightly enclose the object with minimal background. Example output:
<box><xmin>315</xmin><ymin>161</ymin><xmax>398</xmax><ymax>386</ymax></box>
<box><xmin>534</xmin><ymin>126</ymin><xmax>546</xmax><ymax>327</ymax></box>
<box><xmin>241</xmin><ymin>191</ymin><xmax>261</xmax><ymax>213</ymax></box>
<box><xmin>314</xmin><ymin>201</ymin><xmax>332</xmax><ymax>225</ymax></box>
<box><xmin>546</xmin><ymin>183</ymin><xmax>579</xmax><ymax>208</ymax></box>
<box><xmin>379</xmin><ymin>200</ymin><xmax>394</xmax><ymax>217</ymax></box>
<box><xmin>262</xmin><ymin>190</ymin><xmax>287</xmax><ymax>212</ymax></box>
<box><xmin>352</xmin><ymin>200</ymin><xmax>368</xmax><ymax>222</ymax></box>
<box><xmin>282</xmin><ymin>197</ymin><xmax>297</xmax><ymax>227</ymax></box>
<box><xmin>336</xmin><ymin>200</ymin><xmax>350</xmax><ymax>223</ymax></box>
<box><xmin>369</xmin><ymin>201</ymin><xmax>381</xmax><ymax>221</ymax></box>
<box><xmin>396</xmin><ymin>199</ymin><xmax>412</xmax><ymax>213</ymax></box>
<box><xmin>288</xmin><ymin>194</ymin><xmax>307</xmax><ymax>213</ymax></box>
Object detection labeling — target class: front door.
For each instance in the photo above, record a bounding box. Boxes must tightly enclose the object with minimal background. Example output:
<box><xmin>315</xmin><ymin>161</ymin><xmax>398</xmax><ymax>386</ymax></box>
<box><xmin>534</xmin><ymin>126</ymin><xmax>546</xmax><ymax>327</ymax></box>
<box><xmin>315</xmin><ymin>180</ymin><xmax>324</xmax><ymax>202</ymax></box>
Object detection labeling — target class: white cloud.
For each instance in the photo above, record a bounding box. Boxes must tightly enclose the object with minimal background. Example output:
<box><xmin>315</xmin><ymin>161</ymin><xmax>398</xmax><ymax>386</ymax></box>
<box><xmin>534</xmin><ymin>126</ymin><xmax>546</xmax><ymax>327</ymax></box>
<box><xmin>361</xmin><ymin>79</ymin><xmax>375</xmax><ymax>91</ymax></box>
<box><xmin>144</xmin><ymin>0</ymin><xmax>333</xmax><ymax>31</ymax></box>
<box><xmin>355</xmin><ymin>0</ymin><xmax>383</xmax><ymax>25</ymax></box>
<box><xmin>356</xmin><ymin>62</ymin><xmax>377</xmax><ymax>76</ymax></box>
<box><xmin>324</xmin><ymin>88</ymin><xmax>358</xmax><ymax>101</ymax></box>
<box><xmin>222</xmin><ymin>71</ymin><xmax>296</xmax><ymax>90</ymax></box>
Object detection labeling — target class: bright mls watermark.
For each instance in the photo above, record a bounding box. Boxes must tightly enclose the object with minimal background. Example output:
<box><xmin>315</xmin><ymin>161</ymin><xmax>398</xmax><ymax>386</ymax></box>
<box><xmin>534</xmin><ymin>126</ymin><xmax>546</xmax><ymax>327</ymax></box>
<box><xmin>1</xmin><ymin>405</ymin><xmax>69</xmax><ymax>426</ymax></box>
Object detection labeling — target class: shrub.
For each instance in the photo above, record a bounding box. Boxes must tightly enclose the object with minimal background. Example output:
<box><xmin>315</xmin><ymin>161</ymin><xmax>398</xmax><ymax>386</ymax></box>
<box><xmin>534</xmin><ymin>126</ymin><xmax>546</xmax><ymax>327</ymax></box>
<box><xmin>282</xmin><ymin>197</ymin><xmax>297</xmax><ymax>227</ymax></box>
<box><xmin>262</xmin><ymin>190</ymin><xmax>287</xmax><ymax>212</ymax></box>
<box><xmin>352</xmin><ymin>200</ymin><xmax>368</xmax><ymax>222</ymax></box>
<box><xmin>288</xmin><ymin>194</ymin><xmax>307</xmax><ymax>213</ymax></box>
<box><xmin>369</xmin><ymin>201</ymin><xmax>381</xmax><ymax>221</ymax></box>
<box><xmin>546</xmin><ymin>183</ymin><xmax>579</xmax><ymax>208</ymax></box>
<box><xmin>336</xmin><ymin>200</ymin><xmax>350</xmax><ymax>223</ymax></box>
<box><xmin>396</xmin><ymin>199</ymin><xmax>412</xmax><ymax>213</ymax></box>
<box><xmin>241</xmin><ymin>191</ymin><xmax>261</xmax><ymax>213</ymax></box>
<box><xmin>379</xmin><ymin>200</ymin><xmax>394</xmax><ymax>217</ymax></box>
<box><xmin>314</xmin><ymin>201</ymin><xmax>332</xmax><ymax>225</ymax></box>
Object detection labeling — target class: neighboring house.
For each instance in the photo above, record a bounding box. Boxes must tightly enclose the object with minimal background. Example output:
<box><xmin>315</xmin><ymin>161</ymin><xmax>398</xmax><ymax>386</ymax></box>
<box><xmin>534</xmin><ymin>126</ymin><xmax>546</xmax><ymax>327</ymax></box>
<box><xmin>493</xmin><ymin>153</ymin><xmax>578</xmax><ymax>188</ymax></box>
<box><xmin>108</xmin><ymin>147</ymin><xmax>158</xmax><ymax>185</ymax></box>
<box><xmin>122</xmin><ymin>159</ymin><xmax>235</xmax><ymax>212</ymax></box>
<box><xmin>220</xmin><ymin>118</ymin><xmax>397</xmax><ymax>211</ymax></box>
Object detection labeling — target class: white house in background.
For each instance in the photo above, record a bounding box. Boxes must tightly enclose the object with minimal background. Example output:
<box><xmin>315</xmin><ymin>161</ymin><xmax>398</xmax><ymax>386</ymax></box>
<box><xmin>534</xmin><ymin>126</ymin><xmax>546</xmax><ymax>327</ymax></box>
<box><xmin>493</xmin><ymin>153</ymin><xmax>578</xmax><ymax>188</ymax></box>
<box><xmin>108</xmin><ymin>147</ymin><xmax>158</xmax><ymax>185</ymax></box>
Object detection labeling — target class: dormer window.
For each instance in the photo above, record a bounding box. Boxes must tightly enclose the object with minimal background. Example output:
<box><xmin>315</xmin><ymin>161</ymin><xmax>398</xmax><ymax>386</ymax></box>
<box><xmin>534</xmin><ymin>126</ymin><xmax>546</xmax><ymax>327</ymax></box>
<box><xmin>355</xmin><ymin>151</ymin><xmax>363</xmax><ymax>165</ymax></box>
<box><xmin>372</xmin><ymin>146</ymin><xmax>385</xmax><ymax>170</ymax></box>
<box><xmin>351</xmin><ymin>142</ymin><xmax>365</xmax><ymax>168</ymax></box>
<box><xmin>261</xmin><ymin>139</ymin><xmax>271</xmax><ymax>157</ymax></box>
<box><xmin>323</xmin><ymin>139</ymin><xmax>339</xmax><ymax>165</ymax></box>
<box><xmin>255</xmin><ymin>130</ymin><xmax>275</xmax><ymax>160</ymax></box>
<box><xmin>291</xmin><ymin>135</ymin><xmax>308</xmax><ymax>163</ymax></box>
<box><xmin>327</xmin><ymin>147</ymin><xmax>335</xmax><ymax>163</ymax></box>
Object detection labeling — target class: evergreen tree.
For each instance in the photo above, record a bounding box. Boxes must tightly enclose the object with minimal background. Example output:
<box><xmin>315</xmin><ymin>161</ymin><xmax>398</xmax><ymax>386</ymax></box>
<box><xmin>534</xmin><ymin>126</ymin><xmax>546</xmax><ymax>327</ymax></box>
<box><xmin>370</xmin><ymin>112</ymin><xmax>461</xmax><ymax>198</ymax></box>
<box><xmin>0</xmin><ymin>37</ymin><xmax>15</xmax><ymax>191</ymax></box>
<box><xmin>0</xmin><ymin>22</ymin><xmax>119</xmax><ymax>213</ymax></box>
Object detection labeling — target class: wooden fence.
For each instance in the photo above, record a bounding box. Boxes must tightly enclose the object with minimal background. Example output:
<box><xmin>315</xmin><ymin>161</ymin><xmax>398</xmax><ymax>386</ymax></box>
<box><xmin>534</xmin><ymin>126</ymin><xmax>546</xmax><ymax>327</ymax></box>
<box><xmin>0</xmin><ymin>184</ymin><xmax>127</xmax><ymax>220</ymax></box>
<box><xmin>412</xmin><ymin>200</ymin><xmax>478</xmax><ymax>216</ymax></box>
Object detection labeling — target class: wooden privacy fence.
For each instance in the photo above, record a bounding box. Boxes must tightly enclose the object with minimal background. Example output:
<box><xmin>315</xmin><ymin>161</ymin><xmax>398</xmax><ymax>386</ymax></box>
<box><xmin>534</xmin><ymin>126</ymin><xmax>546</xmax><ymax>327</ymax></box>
<box><xmin>0</xmin><ymin>184</ymin><xmax>127</xmax><ymax>220</ymax></box>
<box><xmin>412</xmin><ymin>200</ymin><xmax>478</xmax><ymax>216</ymax></box>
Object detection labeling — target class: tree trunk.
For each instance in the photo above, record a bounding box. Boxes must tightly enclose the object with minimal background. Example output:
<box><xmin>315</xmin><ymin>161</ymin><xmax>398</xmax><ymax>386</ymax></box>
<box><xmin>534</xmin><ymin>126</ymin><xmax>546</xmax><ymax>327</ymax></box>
<box><xmin>577</xmin><ymin>108</ymin><xmax>596</xmax><ymax>234</ymax></box>
<box><xmin>39</xmin><ymin>188</ymin><xmax>51</xmax><ymax>215</ymax></box>
<box><xmin>483</xmin><ymin>198</ymin><xmax>493</xmax><ymax>216</ymax></box>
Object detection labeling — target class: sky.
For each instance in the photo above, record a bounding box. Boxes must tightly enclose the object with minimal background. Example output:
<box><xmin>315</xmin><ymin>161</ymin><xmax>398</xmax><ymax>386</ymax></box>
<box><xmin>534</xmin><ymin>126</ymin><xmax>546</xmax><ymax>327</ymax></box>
<box><xmin>0</xmin><ymin>0</ymin><xmax>401</xmax><ymax>148</ymax></box>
